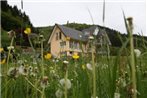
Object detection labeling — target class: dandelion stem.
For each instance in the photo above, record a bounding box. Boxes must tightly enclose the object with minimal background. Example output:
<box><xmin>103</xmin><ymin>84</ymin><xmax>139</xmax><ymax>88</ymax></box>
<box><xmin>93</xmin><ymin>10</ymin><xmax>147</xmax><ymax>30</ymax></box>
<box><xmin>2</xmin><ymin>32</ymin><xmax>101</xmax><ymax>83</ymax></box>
<box><xmin>25</xmin><ymin>77</ymin><xmax>42</xmax><ymax>94</ymax></box>
<box><xmin>41</xmin><ymin>40</ymin><xmax>45</xmax><ymax>98</ymax></box>
<box><xmin>5</xmin><ymin>34</ymin><xmax>15</xmax><ymax>98</ymax></box>
<box><xmin>92</xmin><ymin>46</ymin><xmax>96</xmax><ymax>98</ymax></box>
<box><xmin>28</xmin><ymin>36</ymin><xmax>35</xmax><ymax>53</ymax></box>
<box><xmin>41</xmin><ymin>40</ymin><xmax>44</xmax><ymax>76</ymax></box>
<box><xmin>64</xmin><ymin>70</ymin><xmax>68</xmax><ymax>98</ymax></box>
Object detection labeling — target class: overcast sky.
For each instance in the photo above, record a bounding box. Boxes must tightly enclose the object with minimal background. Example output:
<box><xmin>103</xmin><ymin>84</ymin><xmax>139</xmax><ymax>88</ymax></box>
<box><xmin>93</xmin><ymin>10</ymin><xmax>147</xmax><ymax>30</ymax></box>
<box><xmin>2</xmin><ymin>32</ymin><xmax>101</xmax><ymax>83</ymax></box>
<box><xmin>7</xmin><ymin>0</ymin><xmax>146</xmax><ymax>36</ymax></box>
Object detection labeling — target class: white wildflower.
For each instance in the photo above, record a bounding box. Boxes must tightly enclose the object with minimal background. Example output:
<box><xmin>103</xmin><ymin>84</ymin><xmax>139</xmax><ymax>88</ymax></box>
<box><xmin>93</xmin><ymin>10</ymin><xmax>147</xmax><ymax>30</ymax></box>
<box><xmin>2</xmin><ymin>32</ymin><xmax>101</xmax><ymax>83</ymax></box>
<box><xmin>114</xmin><ymin>92</ymin><xmax>120</xmax><ymax>98</ymax></box>
<box><xmin>55</xmin><ymin>89</ymin><xmax>63</xmax><ymax>98</ymax></box>
<box><xmin>7</xmin><ymin>46</ymin><xmax>14</xmax><ymax>50</ymax></box>
<box><xmin>91</xmin><ymin>96</ymin><xmax>98</xmax><ymax>98</ymax></box>
<box><xmin>50</xmin><ymin>69</ymin><xmax>55</xmax><ymax>74</ymax></box>
<box><xmin>18</xmin><ymin>65</ymin><xmax>24</xmax><ymax>75</ymax></box>
<box><xmin>134</xmin><ymin>49</ymin><xmax>141</xmax><ymax>57</ymax></box>
<box><xmin>102</xmin><ymin>64</ymin><xmax>108</xmax><ymax>69</ymax></box>
<box><xmin>30</xmin><ymin>72</ymin><xmax>36</xmax><ymax>77</ymax></box>
<box><xmin>86</xmin><ymin>63</ymin><xmax>93</xmax><ymax>70</ymax></box>
<box><xmin>63</xmin><ymin>60</ymin><xmax>69</xmax><ymax>64</ymax></box>
<box><xmin>59</xmin><ymin>78</ymin><xmax>71</xmax><ymax>89</ymax></box>
<box><xmin>39</xmin><ymin>34</ymin><xmax>44</xmax><ymax>38</ymax></box>
<box><xmin>18</xmin><ymin>65</ymin><xmax>28</xmax><ymax>76</ymax></box>
<box><xmin>28</xmin><ymin>66</ymin><xmax>33</xmax><ymax>72</ymax></box>
<box><xmin>34</xmin><ymin>67</ymin><xmax>38</xmax><ymax>73</ymax></box>
<box><xmin>49</xmin><ymin>66</ymin><xmax>54</xmax><ymax>70</ymax></box>
<box><xmin>56</xmin><ymin>59</ymin><xmax>59</xmax><ymax>62</ymax></box>
<box><xmin>88</xmin><ymin>36</ymin><xmax>94</xmax><ymax>40</ymax></box>
<box><xmin>17</xmin><ymin>60</ymin><xmax>24</xmax><ymax>65</ymax></box>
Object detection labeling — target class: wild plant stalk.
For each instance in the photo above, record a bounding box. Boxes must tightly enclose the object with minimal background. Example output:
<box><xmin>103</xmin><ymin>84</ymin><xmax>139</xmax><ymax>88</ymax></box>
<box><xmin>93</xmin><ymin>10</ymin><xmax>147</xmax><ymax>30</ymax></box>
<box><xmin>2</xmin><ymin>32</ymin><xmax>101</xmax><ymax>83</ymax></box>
<box><xmin>5</xmin><ymin>31</ymin><xmax>15</xmax><ymax>98</ymax></box>
<box><xmin>28</xmin><ymin>36</ymin><xmax>35</xmax><ymax>53</ymax></box>
<box><xmin>41</xmin><ymin>40</ymin><xmax>45</xmax><ymax>98</ymax></box>
<box><xmin>92</xmin><ymin>45</ymin><xmax>96</xmax><ymax>98</ymax></box>
<box><xmin>127</xmin><ymin>17</ymin><xmax>137</xmax><ymax>98</ymax></box>
<box><xmin>25</xmin><ymin>77</ymin><xmax>42</xmax><ymax>94</ymax></box>
<box><xmin>87</xmin><ymin>5</ymin><xmax>96</xmax><ymax>98</ymax></box>
<box><xmin>64</xmin><ymin>70</ymin><xmax>68</xmax><ymax>98</ymax></box>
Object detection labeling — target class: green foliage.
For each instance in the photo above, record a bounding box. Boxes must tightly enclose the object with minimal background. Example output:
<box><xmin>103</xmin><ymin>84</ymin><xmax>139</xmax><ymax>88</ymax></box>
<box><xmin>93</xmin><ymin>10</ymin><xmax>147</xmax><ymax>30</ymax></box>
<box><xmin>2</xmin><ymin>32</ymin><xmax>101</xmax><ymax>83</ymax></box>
<box><xmin>1</xmin><ymin>1</ymin><xmax>34</xmax><ymax>31</ymax></box>
<box><xmin>1</xmin><ymin>29</ymin><xmax>11</xmax><ymax>47</ymax></box>
<box><xmin>1</xmin><ymin>11</ymin><xmax>22</xmax><ymax>31</ymax></box>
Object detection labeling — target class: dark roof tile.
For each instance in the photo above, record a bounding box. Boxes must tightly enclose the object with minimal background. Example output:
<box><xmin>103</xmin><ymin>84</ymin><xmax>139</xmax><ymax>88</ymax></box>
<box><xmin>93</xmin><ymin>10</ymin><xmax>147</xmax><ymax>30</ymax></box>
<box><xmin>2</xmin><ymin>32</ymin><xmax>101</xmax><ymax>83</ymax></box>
<box><xmin>57</xmin><ymin>24</ymin><xmax>86</xmax><ymax>41</ymax></box>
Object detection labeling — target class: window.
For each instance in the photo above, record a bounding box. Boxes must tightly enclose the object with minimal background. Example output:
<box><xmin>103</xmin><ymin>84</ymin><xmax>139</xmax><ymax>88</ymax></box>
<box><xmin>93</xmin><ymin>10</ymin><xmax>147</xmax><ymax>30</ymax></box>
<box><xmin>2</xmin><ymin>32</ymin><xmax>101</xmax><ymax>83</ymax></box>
<box><xmin>70</xmin><ymin>41</ymin><xmax>74</xmax><ymax>49</ymax></box>
<box><xmin>69</xmin><ymin>41</ymin><xmax>79</xmax><ymax>49</ymax></box>
<box><xmin>56</xmin><ymin>33</ymin><xmax>58</xmax><ymax>40</ymax></box>
<box><xmin>56</xmin><ymin>32</ymin><xmax>62</xmax><ymax>40</ymax></box>
<box><xmin>59</xmin><ymin>32</ymin><xmax>62</xmax><ymax>40</ymax></box>
<box><xmin>60</xmin><ymin>41</ymin><xmax>66</xmax><ymax>47</ymax></box>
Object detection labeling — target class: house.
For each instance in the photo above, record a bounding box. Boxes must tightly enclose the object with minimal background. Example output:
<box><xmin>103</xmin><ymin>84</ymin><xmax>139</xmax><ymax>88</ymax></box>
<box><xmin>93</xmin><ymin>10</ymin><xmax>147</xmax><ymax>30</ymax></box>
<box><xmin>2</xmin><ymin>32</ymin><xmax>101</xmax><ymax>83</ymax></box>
<box><xmin>48</xmin><ymin>24</ymin><xmax>88</xmax><ymax>57</ymax></box>
<box><xmin>82</xmin><ymin>25</ymin><xmax>111</xmax><ymax>54</ymax></box>
<box><xmin>48</xmin><ymin>24</ymin><xmax>111</xmax><ymax>57</ymax></box>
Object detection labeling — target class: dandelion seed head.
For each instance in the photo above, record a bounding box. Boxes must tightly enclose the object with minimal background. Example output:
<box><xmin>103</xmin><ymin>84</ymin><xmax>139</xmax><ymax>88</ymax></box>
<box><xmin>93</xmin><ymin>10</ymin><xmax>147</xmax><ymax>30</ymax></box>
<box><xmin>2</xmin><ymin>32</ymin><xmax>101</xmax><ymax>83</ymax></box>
<box><xmin>40</xmin><ymin>76</ymin><xmax>49</xmax><ymax>88</ymax></box>
<box><xmin>7</xmin><ymin>67</ymin><xmax>19</xmax><ymax>78</ymax></box>
<box><xmin>134</xmin><ymin>49</ymin><xmax>141</xmax><ymax>57</ymax></box>
<box><xmin>114</xmin><ymin>92</ymin><xmax>120</xmax><ymax>98</ymax></box>
<box><xmin>86</xmin><ymin>63</ymin><xmax>93</xmax><ymax>70</ymax></box>
<box><xmin>55</xmin><ymin>89</ymin><xmax>63</xmax><ymax>98</ymax></box>
<box><xmin>59</xmin><ymin>78</ymin><xmax>71</xmax><ymax>89</ymax></box>
<box><xmin>7</xmin><ymin>30</ymin><xmax>15</xmax><ymax>38</ymax></box>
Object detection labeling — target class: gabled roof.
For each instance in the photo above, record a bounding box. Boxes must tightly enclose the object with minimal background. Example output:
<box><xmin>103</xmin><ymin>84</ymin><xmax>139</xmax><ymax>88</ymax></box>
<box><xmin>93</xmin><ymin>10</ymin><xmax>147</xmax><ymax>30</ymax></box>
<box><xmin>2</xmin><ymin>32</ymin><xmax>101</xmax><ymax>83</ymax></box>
<box><xmin>82</xmin><ymin>25</ymin><xmax>98</xmax><ymax>35</ymax></box>
<box><xmin>56</xmin><ymin>24</ymin><xmax>87</xmax><ymax>41</ymax></box>
<box><xmin>82</xmin><ymin>25</ymin><xmax>111</xmax><ymax>45</ymax></box>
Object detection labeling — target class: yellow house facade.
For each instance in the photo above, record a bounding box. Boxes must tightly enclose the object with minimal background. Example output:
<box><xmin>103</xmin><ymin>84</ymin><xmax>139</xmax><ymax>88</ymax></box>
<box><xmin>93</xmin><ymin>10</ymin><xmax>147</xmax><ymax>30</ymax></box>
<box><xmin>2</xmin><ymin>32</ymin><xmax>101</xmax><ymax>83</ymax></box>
<box><xmin>48</xmin><ymin>24</ymin><xmax>87</xmax><ymax>57</ymax></box>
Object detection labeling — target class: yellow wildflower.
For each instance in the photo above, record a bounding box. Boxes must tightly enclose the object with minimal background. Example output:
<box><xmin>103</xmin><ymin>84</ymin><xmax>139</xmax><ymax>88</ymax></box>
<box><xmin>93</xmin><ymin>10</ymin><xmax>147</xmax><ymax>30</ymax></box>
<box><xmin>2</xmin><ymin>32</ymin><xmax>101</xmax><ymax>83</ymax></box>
<box><xmin>44</xmin><ymin>53</ymin><xmax>52</xmax><ymax>60</ymax></box>
<box><xmin>72</xmin><ymin>53</ymin><xmax>79</xmax><ymax>60</ymax></box>
<box><xmin>0</xmin><ymin>48</ymin><xmax>4</xmax><ymax>53</ymax></box>
<box><xmin>24</xmin><ymin>28</ymin><xmax>31</xmax><ymax>35</ymax></box>
<box><xmin>0</xmin><ymin>59</ymin><xmax>6</xmax><ymax>65</ymax></box>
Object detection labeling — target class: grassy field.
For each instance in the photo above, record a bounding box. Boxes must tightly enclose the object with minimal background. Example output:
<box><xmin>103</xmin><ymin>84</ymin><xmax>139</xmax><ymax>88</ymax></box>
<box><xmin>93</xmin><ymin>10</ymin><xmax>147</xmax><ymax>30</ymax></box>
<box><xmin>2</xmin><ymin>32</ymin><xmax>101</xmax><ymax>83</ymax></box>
<box><xmin>1</xmin><ymin>46</ymin><xmax>147</xmax><ymax>98</ymax></box>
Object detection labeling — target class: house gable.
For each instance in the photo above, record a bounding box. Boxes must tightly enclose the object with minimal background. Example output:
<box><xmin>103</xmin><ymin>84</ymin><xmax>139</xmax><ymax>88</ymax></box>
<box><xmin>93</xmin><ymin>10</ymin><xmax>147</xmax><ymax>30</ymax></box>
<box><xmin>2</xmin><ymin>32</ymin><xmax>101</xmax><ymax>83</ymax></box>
<box><xmin>48</xmin><ymin>24</ymin><xmax>66</xmax><ymax>44</ymax></box>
